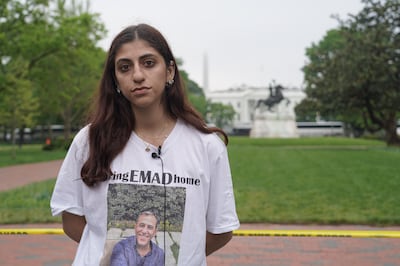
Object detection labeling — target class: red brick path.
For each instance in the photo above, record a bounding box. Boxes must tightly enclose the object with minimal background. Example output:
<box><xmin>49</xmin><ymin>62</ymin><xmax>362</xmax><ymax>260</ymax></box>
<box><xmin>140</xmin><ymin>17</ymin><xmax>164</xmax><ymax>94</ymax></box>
<box><xmin>0</xmin><ymin>160</ymin><xmax>63</xmax><ymax>191</ymax></box>
<box><xmin>1</xmin><ymin>223</ymin><xmax>400</xmax><ymax>266</ymax></box>
<box><xmin>1</xmin><ymin>161</ymin><xmax>400</xmax><ymax>265</ymax></box>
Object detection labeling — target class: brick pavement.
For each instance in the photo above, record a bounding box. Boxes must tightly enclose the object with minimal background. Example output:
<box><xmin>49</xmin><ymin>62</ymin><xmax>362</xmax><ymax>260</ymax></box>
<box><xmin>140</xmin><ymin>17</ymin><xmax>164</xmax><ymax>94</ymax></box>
<box><xmin>1</xmin><ymin>223</ymin><xmax>400</xmax><ymax>266</ymax></box>
<box><xmin>1</xmin><ymin>161</ymin><xmax>400</xmax><ymax>265</ymax></box>
<box><xmin>0</xmin><ymin>160</ymin><xmax>63</xmax><ymax>191</ymax></box>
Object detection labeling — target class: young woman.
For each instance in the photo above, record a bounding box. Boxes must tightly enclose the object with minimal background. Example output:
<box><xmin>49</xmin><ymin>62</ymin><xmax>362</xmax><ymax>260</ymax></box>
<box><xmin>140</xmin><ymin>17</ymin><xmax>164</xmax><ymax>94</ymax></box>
<box><xmin>51</xmin><ymin>23</ymin><xmax>239</xmax><ymax>265</ymax></box>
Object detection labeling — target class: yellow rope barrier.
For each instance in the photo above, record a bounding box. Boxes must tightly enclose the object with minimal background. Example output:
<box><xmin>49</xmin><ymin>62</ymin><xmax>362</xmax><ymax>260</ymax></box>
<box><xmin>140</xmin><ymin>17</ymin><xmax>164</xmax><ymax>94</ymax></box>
<box><xmin>0</xmin><ymin>228</ymin><xmax>64</xmax><ymax>235</ymax></box>
<box><xmin>1</xmin><ymin>228</ymin><xmax>400</xmax><ymax>238</ymax></box>
<box><xmin>234</xmin><ymin>229</ymin><xmax>400</xmax><ymax>238</ymax></box>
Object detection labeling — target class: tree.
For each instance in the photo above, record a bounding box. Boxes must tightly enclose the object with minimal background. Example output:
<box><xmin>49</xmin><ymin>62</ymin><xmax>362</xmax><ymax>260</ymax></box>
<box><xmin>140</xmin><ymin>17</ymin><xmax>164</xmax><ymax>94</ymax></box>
<box><xmin>206</xmin><ymin>102</ymin><xmax>236</xmax><ymax>129</ymax></box>
<box><xmin>294</xmin><ymin>98</ymin><xmax>323</xmax><ymax>122</ymax></box>
<box><xmin>1</xmin><ymin>0</ymin><xmax>106</xmax><ymax>142</ymax></box>
<box><xmin>186</xmin><ymin>79</ymin><xmax>208</xmax><ymax>118</ymax></box>
<box><xmin>0</xmin><ymin>0</ymin><xmax>48</xmax><ymax>144</ymax></box>
<box><xmin>178</xmin><ymin>61</ymin><xmax>208</xmax><ymax>118</ymax></box>
<box><xmin>0</xmin><ymin>58</ymin><xmax>38</xmax><ymax>147</ymax></box>
<box><xmin>179</xmin><ymin>62</ymin><xmax>236</xmax><ymax>129</ymax></box>
<box><xmin>302</xmin><ymin>0</ymin><xmax>400</xmax><ymax>145</ymax></box>
<box><xmin>30</xmin><ymin>1</ymin><xmax>106</xmax><ymax>140</ymax></box>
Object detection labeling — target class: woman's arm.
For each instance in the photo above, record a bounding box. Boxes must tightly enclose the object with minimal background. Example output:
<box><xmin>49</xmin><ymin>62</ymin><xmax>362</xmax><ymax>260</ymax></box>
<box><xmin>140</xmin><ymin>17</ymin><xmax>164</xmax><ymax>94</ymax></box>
<box><xmin>205</xmin><ymin>231</ymin><xmax>233</xmax><ymax>256</ymax></box>
<box><xmin>62</xmin><ymin>211</ymin><xmax>87</xmax><ymax>243</ymax></box>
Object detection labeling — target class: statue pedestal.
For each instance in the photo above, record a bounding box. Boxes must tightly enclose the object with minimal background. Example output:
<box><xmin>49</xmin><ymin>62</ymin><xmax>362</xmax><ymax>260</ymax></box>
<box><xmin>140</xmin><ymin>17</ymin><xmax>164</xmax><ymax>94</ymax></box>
<box><xmin>250</xmin><ymin>104</ymin><xmax>299</xmax><ymax>138</ymax></box>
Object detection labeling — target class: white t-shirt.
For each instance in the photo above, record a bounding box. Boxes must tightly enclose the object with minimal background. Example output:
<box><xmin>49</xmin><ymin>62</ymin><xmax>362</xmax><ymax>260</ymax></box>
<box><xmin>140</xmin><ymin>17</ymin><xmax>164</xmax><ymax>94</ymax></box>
<box><xmin>51</xmin><ymin>119</ymin><xmax>240</xmax><ymax>266</ymax></box>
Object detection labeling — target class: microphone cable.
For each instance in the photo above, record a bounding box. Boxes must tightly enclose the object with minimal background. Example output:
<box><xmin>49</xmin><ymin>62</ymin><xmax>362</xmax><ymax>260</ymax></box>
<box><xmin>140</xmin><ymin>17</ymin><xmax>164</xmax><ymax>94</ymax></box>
<box><xmin>152</xmin><ymin>145</ymin><xmax>167</xmax><ymax>264</ymax></box>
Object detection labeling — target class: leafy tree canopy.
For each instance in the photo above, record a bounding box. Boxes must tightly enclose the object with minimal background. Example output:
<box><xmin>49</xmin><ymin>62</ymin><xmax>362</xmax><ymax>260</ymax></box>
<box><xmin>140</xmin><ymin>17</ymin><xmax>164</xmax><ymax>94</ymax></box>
<box><xmin>0</xmin><ymin>0</ymin><xmax>232</xmax><ymax>146</ymax></box>
<box><xmin>302</xmin><ymin>0</ymin><xmax>400</xmax><ymax>146</ymax></box>
<box><xmin>0</xmin><ymin>0</ymin><xmax>106</xmax><ymax>143</ymax></box>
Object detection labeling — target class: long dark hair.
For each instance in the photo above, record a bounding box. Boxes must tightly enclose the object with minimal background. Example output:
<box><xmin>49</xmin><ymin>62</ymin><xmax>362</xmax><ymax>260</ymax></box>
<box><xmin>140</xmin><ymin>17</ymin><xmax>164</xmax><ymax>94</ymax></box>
<box><xmin>81</xmin><ymin>24</ymin><xmax>228</xmax><ymax>187</ymax></box>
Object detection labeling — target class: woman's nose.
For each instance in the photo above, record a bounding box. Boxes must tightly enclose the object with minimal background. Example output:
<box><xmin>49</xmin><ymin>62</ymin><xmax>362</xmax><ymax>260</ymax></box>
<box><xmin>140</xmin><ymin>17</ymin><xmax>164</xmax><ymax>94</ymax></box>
<box><xmin>132</xmin><ymin>66</ymin><xmax>145</xmax><ymax>83</ymax></box>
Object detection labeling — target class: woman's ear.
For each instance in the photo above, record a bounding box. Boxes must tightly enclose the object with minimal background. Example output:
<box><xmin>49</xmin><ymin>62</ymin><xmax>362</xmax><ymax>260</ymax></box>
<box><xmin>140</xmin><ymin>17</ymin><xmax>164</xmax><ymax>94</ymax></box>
<box><xmin>167</xmin><ymin>60</ymin><xmax>175</xmax><ymax>81</ymax></box>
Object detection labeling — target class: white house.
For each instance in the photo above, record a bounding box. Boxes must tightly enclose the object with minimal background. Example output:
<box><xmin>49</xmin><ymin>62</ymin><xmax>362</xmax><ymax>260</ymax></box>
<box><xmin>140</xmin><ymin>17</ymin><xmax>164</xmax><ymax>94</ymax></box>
<box><xmin>205</xmin><ymin>85</ymin><xmax>306</xmax><ymax>134</ymax></box>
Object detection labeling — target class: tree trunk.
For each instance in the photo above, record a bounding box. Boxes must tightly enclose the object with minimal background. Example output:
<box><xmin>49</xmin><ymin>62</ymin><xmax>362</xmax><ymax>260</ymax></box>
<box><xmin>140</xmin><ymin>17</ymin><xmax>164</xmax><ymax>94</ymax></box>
<box><xmin>47</xmin><ymin>122</ymin><xmax>53</xmax><ymax>140</ymax></box>
<box><xmin>18</xmin><ymin>125</ymin><xmax>25</xmax><ymax>149</ymax></box>
<box><xmin>384</xmin><ymin>116</ymin><xmax>400</xmax><ymax>146</ymax></box>
<box><xmin>63</xmin><ymin>105</ymin><xmax>72</xmax><ymax>141</ymax></box>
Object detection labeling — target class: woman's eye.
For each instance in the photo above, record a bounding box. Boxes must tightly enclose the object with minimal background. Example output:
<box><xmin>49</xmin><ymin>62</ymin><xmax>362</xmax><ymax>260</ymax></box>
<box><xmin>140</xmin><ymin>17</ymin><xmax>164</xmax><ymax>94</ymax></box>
<box><xmin>120</xmin><ymin>64</ymin><xmax>130</xmax><ymax>72</ymax></box>
<box><xmin>143</xmin><ymin>60</ymin><xmax>155</xmax><ymax>67</ymax></box>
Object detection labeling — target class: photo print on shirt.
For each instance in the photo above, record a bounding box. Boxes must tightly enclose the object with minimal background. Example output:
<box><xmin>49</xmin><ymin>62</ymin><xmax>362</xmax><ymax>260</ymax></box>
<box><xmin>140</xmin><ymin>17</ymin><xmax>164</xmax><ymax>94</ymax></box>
<box><xmin>100</xmin><ymin>183</ymin><xmax>186</xmax><ymax>266</ymax></box>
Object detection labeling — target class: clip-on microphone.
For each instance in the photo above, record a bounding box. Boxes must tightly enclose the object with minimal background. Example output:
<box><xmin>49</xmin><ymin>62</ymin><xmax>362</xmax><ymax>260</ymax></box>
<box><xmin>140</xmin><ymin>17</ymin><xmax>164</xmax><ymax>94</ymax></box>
<box><xmin>151</xmin><ymin>145</ymin><xmax>162</xmax><ymax>159</ymax></box>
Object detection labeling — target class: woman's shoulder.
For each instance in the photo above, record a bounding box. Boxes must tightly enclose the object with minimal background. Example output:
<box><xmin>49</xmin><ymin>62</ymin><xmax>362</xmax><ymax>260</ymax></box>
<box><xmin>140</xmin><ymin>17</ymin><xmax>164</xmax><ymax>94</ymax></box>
<box><xmin>72</xmin><ymin>125</ymin><xmax>90</xmax><ymax>144</ymax></box>
<box><xmin>178</xmin><ymin>120</ymin><xmax>226</xmax><ymax>150</ymax></box>
<box><xmin>66</xmin><ymin>125</ymin><xmax>90</xmax><ymax>160</ymax></box>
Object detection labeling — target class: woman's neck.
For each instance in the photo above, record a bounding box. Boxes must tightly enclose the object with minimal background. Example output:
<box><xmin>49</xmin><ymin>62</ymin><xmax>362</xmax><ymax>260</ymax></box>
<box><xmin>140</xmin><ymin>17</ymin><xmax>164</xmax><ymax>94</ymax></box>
<box><xmin>133</xmin><ymin>108</ymin><xmax>176</xmax><ymax>147</ymax></box>
<box><xmin>133</xmin><ymin>101</ymin><xmax>167</xmax><ymax>126</ymax></box>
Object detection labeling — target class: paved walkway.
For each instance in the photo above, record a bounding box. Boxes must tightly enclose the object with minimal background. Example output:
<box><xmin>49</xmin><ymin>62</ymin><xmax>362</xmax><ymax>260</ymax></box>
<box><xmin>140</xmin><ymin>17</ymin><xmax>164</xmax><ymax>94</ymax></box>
<box><xmin>0</xmin><ymin>160</ymin><xmax>63</xmax><ymax>191</ymax></box>
<box><xmin>1</xmin><ymin>160</ymin><xmax>400</xmax><ymax>265</ymax></box>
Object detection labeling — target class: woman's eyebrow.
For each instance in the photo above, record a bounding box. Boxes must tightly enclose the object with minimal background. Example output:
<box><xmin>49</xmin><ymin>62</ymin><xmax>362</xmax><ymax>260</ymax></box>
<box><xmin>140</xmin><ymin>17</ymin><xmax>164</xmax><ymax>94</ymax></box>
<box><xmin>139</xmin><ymin>53</ymin><xmax>157</xmax><ymax>60</ymax></box>
<box><xmin>116</xmin><ymin>53</ymin><xmax>156</xmax><ymax>64</ymax></box>
<box><xmin>115</xmin><ymin>58</ymin><xmax>132</xmax><ymax>64</ymax></box>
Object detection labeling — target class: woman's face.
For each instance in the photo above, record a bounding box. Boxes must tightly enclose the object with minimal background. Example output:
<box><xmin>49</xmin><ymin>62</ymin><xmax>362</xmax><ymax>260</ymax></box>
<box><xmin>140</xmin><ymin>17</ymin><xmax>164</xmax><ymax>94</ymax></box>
<box><xmin>114</xmin><ymin>39</ymin><xmax>175</xmax><ymax>111</ymax></box>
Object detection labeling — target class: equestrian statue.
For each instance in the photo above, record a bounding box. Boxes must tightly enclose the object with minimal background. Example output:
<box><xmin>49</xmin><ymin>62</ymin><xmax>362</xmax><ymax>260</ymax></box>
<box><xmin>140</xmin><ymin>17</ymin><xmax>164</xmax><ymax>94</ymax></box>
<box><xmin>256</xmin><ymin>84</ymin><xmax>290</xmax><ymax>111</ymax></box>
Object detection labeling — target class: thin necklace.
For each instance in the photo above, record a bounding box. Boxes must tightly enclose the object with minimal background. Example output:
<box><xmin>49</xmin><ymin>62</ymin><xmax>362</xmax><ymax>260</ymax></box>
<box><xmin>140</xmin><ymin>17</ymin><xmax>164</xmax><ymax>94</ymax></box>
<box><xmin>136</xmin><ymin>122</ymin><xmax>169</xmax><ymax>152</ymax></box>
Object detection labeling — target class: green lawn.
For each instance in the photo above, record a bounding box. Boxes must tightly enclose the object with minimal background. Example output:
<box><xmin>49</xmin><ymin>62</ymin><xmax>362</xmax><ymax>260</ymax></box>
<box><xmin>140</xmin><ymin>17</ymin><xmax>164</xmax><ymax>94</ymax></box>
<box><xmin>1</xmin><ymin>137</ymin><xmax>399</xmax><ymax>225</ymax></box>
<box><xmin>0</xmin><ymin>179</ymin><xmax>61</xmax><ymax>223</ymax></box>
<box><xmin>0</xmin><ymin>144</ymin><xmax>66</xmax><ymax>167</ymax></box>
<box><xmin>229</xmin><ymin>137</ymin><xmax>400</xmax><ymax>225</ymax></box>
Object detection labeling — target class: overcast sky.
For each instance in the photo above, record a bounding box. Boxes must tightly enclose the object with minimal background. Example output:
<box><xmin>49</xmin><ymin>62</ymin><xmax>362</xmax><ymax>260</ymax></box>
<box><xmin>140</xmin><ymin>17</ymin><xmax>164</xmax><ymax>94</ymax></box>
<box><xmin>88</xmin><ymin>0</ymin><xmax>364</xmax><ymax>91</ymax></box>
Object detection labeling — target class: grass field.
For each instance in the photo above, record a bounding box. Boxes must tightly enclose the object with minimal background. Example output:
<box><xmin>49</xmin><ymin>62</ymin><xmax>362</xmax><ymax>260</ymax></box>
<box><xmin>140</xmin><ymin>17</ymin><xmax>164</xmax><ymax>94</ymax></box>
<box><xmin>0</xmin><ymin>144</ymin><xmax>66</xmax><ymax>167</ymax></box>
<box><xmin>0</xmin><ymin>179</ymin><xmax>61</xmax><ymax>223</ymax></box>
<box><xmin>229</xmin><ymin>137</ymin><xmax>400</xmax><ymax>225</ymax></box>
<box><xmin>1</xmin><ymin>137</ymin><xmax>399</xmax><ymax>225</ymax></box>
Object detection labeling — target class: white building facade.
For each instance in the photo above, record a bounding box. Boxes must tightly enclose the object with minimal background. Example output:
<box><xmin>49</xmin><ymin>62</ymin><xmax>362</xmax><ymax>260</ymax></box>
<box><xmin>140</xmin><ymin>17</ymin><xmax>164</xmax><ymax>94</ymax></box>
<box><xmin>206</xmin><ymin>86</ymin><xmax>306</xmax><ymax>134</ymax></box>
